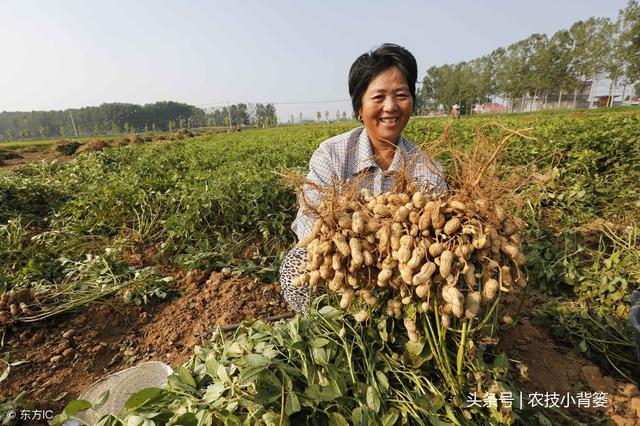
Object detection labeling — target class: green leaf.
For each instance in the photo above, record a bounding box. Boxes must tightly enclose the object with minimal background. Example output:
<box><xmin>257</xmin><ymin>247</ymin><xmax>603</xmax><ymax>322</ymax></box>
<box><xmin>377</xmin><ymin>318</ymin><xmax>388</xmax><ymax>342</ymax></box>
<box><xmin>304</xmin><ymin>381</ymin><xmax>341</xmax><ymax>401</ymax></box>
<box><xmin>406</xmin><ymin>339</ymin><xmax>425</xmax><ymax>356</ymax></box>
<box><xmin>284</xmin><ymin>392</ymin><xmax>301</xmax><ymax>416</ymax></box>
<box><xmin>93</xmin><ymin>390</ymin><xmax>110</xmax><ymax>411</ymax></box>
<box><xmin>312</xmin><ymin>346</ymin><xmax>329</xmax><ymax>365</ymax></box>
<box><xmin>578</xmin><ymin>340</ymin><xmax>588</xmax><ymax>352</ymax></box>
<box><xmin>203</xmin><ymin>383</ymin><xmax>225</xmax><ymax>402</ymax></box>
<box><xmin>222</xmin><ymin>413</ymin><xmax>242</xmax><ymax>426</ymax></box>
<box><xmin>174</xmin><ymin>413</ymin><xmax>199</xmax><ymax>426</ymax></box>
<box><xmin>254</xmin><ymin>370</ymin><xmax>283</xmax><ymax>405</ymax></box>
<box><xmin>261</xmin><ymin>411</ymin><xmax>281</xmax><ymax>426</ymax></box>
<box><xmin>124</xmin><ymin>387</ymin><xmax>162</xmax><ymax>411</ymax></box>
<box><xmin>381</xmin><ymin>409</ymin><xmax>400</xmax><ymax>426</ymax></box>
<box><xmin>178</xmin><ymin>365</ymin><xmax>197</xmax><ymax>387</ymax></box>
<box><xmin>217</xmin><ymin>364</ymin><xmax>231</xmax><ymax>384</ymax></box>
<box><xmin>352</xmin><ymin>407</ymin><xmax>372</xmax><ymax>426</ymax></box>
<box><xmin>238</xmin><ymin>365</ymin><xmax>266</xmax><ymax>384</ymax></box>
<box><xmin>492</xmin><ymin>352</ymin><xmax>510</xmax><ymax>369</ymax></box>
<box><xmin>63</xmin><ymin>399</ymin><xmax>92</xmax><ymax>417</ymax></box>
<box><xmin>375</xmin><ymin>371</ymin><xmax>389</xmax><ymax>392</ymax></box>
<box><xmin>328</xmin><ymin>412</ymin><xmax>350</xmax><ymax>426</ymax></box>
<box><xmin>427</xmin><ymin>414</ymin><xmax>455</xmax><ymax>426</ymax></box>
<box><xmin>309</xmin><ymin>337</ymin><xmax>330</xmax><ymax>348</ymax></box>
<box><xmin>318</xmin><ymin>305</ymin><xmax>340</xmax><ymax>317</ymax></box>
<box><xmin>366</xmin><ymin>385</ymin><xmax>381</xmax><ymax>413</ymax></box>
<box><xmin>290</xmin><ymin>341</ymin><xmax>305</xmax><ymax>351</ymax></box>
<box><xmin>205</xmin><ymin>356</ymin><xmax>219</xmax><ymax>376</ymax></box>
<box><xmin>243</xmin><ymin>354</ymin><xmax>271</xmax><ymax>367</ymax></box>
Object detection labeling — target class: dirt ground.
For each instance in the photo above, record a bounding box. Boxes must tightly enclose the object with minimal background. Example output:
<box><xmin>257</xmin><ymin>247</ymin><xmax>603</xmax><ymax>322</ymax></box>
<box><xmin>499</xmin><ymin>293</ymin><xmax>640</xmax><ymax>426</ymax></box>
<box><xmin>0</xmin><ymin>148</ymin><xmax>70</xmax><ymax>168</ymax></box>
<box><xmin>0</xmin><ymin>133</ymin><xmax>184</xmax><ymax>169</ymax></box>
<box><xmin>0</xmin><ymin>271</ymin><xmax>290</xmax><ymax>422</ymax></box>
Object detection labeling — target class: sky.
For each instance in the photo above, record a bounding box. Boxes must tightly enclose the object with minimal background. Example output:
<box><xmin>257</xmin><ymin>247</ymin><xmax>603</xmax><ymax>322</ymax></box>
<box><xmin>0</xmin><ymin>0</ymin><xmax>629</xmax><ymax>122</ymax></box>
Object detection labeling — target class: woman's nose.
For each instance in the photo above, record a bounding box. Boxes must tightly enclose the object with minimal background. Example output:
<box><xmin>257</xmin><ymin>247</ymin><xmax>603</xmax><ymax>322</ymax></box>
<box><xmin>383</xmin><ymin>96</ymin><xmax>398</xmax><ymax>112</ymax></box>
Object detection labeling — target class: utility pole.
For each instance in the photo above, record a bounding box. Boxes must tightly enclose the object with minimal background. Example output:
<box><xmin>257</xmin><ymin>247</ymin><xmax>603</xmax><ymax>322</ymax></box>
<box><xmin>69</xmin><ymin>111</ymin><xmax>79</xmax><ymax>138</ymax></box>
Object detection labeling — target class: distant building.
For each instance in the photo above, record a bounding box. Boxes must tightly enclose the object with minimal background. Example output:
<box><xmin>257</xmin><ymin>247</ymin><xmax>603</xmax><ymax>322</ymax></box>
<box><xmin>511</xmin><ymin>79</ymin><xmax>594</xmax><ymax>112</ymax></box>
<box><xmin>473</xmin><ymin>102</ymin><xmax>507</xmax><ymax>114</ymax></box>
<box><xmin>509</xmin><ymin>77</ymin><xmax>638</xmax><ymax>112</ymax></box>
<box><xmin>595</xmin><ymin>95</ymin><xmax>621</xmax><ymax>108</ymax></box>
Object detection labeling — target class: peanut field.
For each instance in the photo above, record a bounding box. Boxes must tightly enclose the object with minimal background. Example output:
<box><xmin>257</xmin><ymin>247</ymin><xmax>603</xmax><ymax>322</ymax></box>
<box><xmin>1</xmin><ymin>108</ymin><xmax>639</xmax><ymax>425</ymax></box>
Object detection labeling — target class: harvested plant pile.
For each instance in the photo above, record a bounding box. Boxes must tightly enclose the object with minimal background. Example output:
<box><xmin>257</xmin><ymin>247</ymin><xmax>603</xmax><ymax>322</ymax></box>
<box><xmin>58</xmin><ymin>306</ymin><xmax>487</xmax><ymax>425</ymax></box>
<box><xmin>281</xmin><ymin>124</ymin><xmax>534</xmax><ymax>422</ymax></box>
<box><xmin>296</xmin><ymin>187</ymin><xmax>527</xmax><ymax>330</ymax></box>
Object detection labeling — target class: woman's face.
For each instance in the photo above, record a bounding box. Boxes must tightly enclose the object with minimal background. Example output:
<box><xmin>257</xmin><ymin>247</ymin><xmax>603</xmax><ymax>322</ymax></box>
<box><xmin>359</xmin><ymin>66</ymin><xmax>413</xmax><ymax>146</ymax></box>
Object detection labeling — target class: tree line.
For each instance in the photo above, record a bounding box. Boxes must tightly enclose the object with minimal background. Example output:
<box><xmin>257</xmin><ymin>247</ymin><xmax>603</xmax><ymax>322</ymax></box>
<box><xmin>205</xmin><ymin>103</ymin><xmax>278</xmax><ymax>128</ymax></box>
<box><xmin>417</xmin><ymin>0</ymin><xmax>640</xmax><ymax>113</ymax></box>
<box><xmin>0</xmin><ymin>101</ymin><xmax>279</xmax><ymax>141</ymax></box>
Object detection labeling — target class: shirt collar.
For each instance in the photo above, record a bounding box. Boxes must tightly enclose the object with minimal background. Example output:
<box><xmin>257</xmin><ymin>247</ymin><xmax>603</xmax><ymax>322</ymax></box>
<box><xmin>387</xmin><ymin>135</ymin><xmax>409</xmax><ymax>173</ymax></box>
<box><xmin>354</xmin><ymin>127</ymin><xmax>377</xmax><ymax>174</ymax></box>
<box><xmin>354</xmin><ymin>127</ymin><xmax>408</xmax><ymax>175</ymax></box>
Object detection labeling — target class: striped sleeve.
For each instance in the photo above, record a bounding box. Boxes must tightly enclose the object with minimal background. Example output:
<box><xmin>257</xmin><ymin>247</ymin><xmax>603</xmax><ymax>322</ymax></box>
<box><xmin>291</xmin><ymin>143</ymin><xmax>336</xmax><ymax>242</ymax></box>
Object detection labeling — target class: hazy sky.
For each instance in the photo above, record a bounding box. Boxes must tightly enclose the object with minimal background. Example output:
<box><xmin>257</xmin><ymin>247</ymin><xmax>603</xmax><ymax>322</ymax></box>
<box><xmin>0</xmin><ymin>0</ymin><xmax>628</xmax><ymax>121</ymax></box>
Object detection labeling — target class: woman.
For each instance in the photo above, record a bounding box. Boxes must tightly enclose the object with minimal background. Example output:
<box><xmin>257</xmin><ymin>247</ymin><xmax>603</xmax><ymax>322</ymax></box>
<box><xmin>280</xmin><ymin>43</ymin><xmax>447</xmax><ymax>312</ymax></box>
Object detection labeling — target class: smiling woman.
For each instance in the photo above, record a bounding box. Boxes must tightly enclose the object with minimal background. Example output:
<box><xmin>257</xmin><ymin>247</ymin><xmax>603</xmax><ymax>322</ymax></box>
<box><xmin>357</xmin><ymin>66</ymin><xmax>414</xmax><ymax>170</ymax></box>
<box><xmin>279</xmin><ymin>43</ymin><xmax>447</xmax><ymax>313</ymax></box>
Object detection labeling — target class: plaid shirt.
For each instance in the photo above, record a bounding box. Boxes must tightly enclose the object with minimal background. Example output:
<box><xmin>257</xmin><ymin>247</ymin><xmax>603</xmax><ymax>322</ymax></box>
<box><xmin>292</xmin><ymin>126</ymin><xmax>447</xmax><ymax>241</ymax></box>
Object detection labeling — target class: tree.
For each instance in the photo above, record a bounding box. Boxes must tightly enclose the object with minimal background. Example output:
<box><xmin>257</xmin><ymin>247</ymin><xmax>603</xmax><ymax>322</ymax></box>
<box><xmin>299</xmin><ymin>112</ymin><xmax>303</xmax><ymax>122</ymax></box>
<box><xmin>250</xmin><ymin>103</ymin><xmax>277</xmax><ymax>127</ymax></box>
<box><xmin>0</xmin><ymin>101</ymin><xmax>207</xmax><ymax>139</ymax></box>
<box><xmin>602</xmin><ymin>17</ymin><xmax>625</xmax><ymax>106</ymax></box>
<box><xmin>316</xmin><ymin>111</ymin><xmax>321</xmax><ymax>122</ymax></box>
<box><xmin>324</xmin><ymin>111</ymin><xmax>329</xmax><ymax>122</ymax></box>
<box><xmin>619</xmin><ymin>0</ymin><xmax>640</xmax><ymax>103</ymax></box>
<box><xmin>569</xmin><ymin>18</ymin><xmax>610</xmax><ymax>107</ymax></box>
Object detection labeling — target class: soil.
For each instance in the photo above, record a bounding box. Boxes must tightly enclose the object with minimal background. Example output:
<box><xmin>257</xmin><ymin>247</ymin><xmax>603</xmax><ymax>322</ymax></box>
<box><xmin>0</xmin><ymin>147</ymin><xmax>72</xmax><ymax>169</ymax></box>
<box><xmin>0</xmin><ymin>271</ymin><xmax>290</xmax><ymax>423</ymax></box>
<box><xmin>0</xmin><ymin>132</ymin><xmax>190</xmax><ymax>169</ymax></box>
<box><xmin>499</xmin><ymin>292</ymin><xmax>640</xmax><ymax>425</ymax></box>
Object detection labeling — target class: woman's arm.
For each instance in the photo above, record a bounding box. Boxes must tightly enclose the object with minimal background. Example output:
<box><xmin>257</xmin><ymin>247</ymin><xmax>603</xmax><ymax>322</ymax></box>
<box><xmin>291</xmin><ymin>143</ymin><xmax>337</xmax><ymax>241</ymax></box>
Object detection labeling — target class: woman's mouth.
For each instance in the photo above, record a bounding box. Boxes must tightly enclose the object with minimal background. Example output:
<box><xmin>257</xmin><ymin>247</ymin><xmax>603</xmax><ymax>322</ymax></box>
<box><xmin>379</xmin><ymin>117</ymin><xmax>399</xmax><ymax>124</ymax></box>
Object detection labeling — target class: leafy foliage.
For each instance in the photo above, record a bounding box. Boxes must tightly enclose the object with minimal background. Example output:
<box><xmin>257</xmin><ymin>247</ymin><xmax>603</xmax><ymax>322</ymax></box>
<box><xmin>56</xmin><ymin>304</ymin><xmax>516</xmax><ymax>425</ymax></box>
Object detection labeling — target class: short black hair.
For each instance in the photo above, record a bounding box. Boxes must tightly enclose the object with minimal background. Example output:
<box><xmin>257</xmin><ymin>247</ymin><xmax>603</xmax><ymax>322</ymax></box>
<box><xmin>348</xmin><ymin>43</ymin><xmax>418</xmax><ymax>117</ymax></box>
